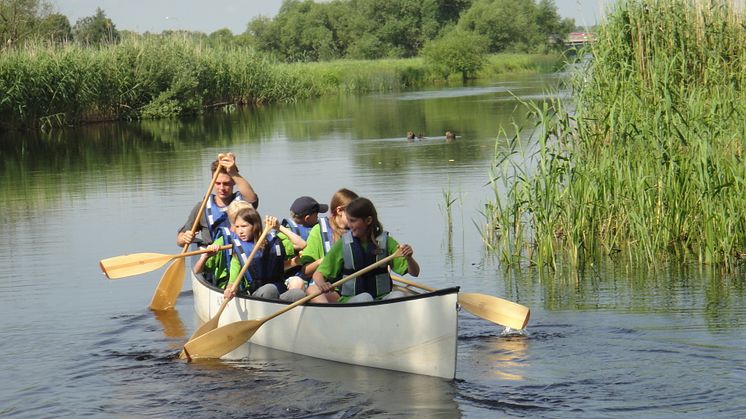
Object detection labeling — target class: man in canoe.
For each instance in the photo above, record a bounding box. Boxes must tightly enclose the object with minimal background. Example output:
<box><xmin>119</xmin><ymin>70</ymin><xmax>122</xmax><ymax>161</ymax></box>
<box><xmin>176</xmin><ymin>152</ymin><xmax>258</xmax><ymax>247</ymax></box>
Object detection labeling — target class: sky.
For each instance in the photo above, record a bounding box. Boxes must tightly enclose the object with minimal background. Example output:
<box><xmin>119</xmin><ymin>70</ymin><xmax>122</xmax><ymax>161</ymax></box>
<box><xmin>53</xmin><ymin>0</ymin><xmax>608</xmax><ymax>35</ymax></box>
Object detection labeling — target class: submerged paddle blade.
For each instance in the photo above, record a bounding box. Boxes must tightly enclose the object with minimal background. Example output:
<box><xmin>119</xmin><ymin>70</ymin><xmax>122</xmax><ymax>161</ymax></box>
<box><xmin>183</xmin><ymin>319</ymin><xmax>262</xmax><ymax>359</ymax></box>
<box><xmin>149</xmin><ymin>258</ymin><xmax>186</xmax><ymax>311</ymax></box>
<box><xmin>99</xmin><ymin>253</ymin><xmax>172</xmax><ymax>279</ymax></box>
<box><xmin>458</xmin><ymin>293</ymin><xmax>530</xmax><ymax>330</ymax></box>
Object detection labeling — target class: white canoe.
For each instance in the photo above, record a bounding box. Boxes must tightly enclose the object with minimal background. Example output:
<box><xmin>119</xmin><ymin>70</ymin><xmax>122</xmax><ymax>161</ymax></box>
<box><xmin>190</xmin><ymin>272</ymin><xmax>460</xmax><ymax>379</ymax></box>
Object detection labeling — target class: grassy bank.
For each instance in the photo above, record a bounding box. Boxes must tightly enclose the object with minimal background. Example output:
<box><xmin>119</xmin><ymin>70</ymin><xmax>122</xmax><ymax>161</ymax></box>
<box><xmin>485</xmin><ymin>0</ymin><xmax>746</xmax><ymax>270</ymax></box>
<box><xmin>0</xmin><ymin>35</ymin><xmax>561</xmax><ymax>131</ymax></box>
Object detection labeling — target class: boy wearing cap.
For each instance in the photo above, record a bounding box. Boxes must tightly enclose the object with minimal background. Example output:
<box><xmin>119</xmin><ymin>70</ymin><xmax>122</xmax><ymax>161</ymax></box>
<box><xmin>281</xmin><ymin>196</ymin><xmax>329</xmax><ymax>241</ymax></box>
<box><xmin>279</xmin><ymin>196</ymin><xmax>328</xmax><ymax>302</ymax></box>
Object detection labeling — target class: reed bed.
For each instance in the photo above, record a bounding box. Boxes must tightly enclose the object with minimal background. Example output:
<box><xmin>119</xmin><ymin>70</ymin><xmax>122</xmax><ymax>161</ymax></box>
<box><xmin>0</xmin><ymin>34</ymin><xmax>563</xmax><ymax>131</ymax></box>
<box><xmin>486</xmin><ymin>0</ymin><xmax>746</xmax><ymax>270</ymax></box>
<box><xmin>0</xmin><ymin>35</ymin><xmax>318</xmax><ymax>129</ymax></box>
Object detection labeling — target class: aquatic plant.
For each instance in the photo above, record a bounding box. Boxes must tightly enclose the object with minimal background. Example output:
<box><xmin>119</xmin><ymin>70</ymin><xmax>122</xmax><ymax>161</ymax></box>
<box><xmin>484</xmin><ymin>0</ymin><xmax>746</xmax><ymax>270</ymax></box>
<box><xmin>0</xmin><ymin>32</ymin><xmax>563</xmax><ymax>131</ymax></box>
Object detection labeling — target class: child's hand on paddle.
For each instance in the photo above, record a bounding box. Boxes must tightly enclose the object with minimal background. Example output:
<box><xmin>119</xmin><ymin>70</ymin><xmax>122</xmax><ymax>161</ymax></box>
<box><xmin>266</xmin><ymin>215</ymin><xmax>279</xmax><ymax>230</ymax></box>
<box><xmin>205</xmin><ymin>243</ymin><xmax>220</xmax><ymax>255</ymax></box>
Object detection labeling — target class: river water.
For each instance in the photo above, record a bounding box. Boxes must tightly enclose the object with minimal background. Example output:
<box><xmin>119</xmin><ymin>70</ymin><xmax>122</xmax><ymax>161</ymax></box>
<box><xmin>1</xmin><ymin>72</ymin><xmax>744</xmax><ymax>417</ymax></box>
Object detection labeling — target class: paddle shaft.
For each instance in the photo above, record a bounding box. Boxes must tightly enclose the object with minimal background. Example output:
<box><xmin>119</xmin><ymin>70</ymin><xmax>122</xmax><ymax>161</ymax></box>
<box><xmin>182</xmin><ymin>166</ymin><xmax>224</xmax><ymax>253</ymax></box>
<box><xmin>102</xmin><ymin>245</ymin><xmax>232</xmax><ymax>275</ymax></box>
<box><xmin>206</xmin><ymin>225</ymin><xmax>272</xmax><ymax>322</ymax></box>
<box><xmin>150</xmin><ymin>162</ymin><xmax>223</xmax><ymax>311</ymax></box>
<box><xmin>391</xmin><ymin>274</ymin><xmax>435</xmax><ymax>292</ymax></box>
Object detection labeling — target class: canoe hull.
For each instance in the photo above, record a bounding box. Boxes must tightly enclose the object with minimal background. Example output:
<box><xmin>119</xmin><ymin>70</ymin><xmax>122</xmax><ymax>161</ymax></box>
<box><xmin>191</xmin><ymin>273</ymin><xmax>459</xmax><ymax>379</ymax></box>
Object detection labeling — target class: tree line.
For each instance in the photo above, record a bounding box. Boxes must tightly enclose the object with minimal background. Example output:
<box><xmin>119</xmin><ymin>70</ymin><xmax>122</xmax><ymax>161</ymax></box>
<box><xmin>2</xmin><ymin>0</ymin><xmax>575</xmax><ymax>58</ymax></box>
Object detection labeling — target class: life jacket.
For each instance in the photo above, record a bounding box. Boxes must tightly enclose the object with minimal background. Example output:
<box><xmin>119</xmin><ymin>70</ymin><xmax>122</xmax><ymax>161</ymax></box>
<box><xmin>340</xmin><ymin>230</ymin><xmax>391</xmax><ymax>298</ymax></box>
<box><xmin>205</xmin><ymin>192</ymin><xmax>243</xmax><ymax>241</ymax></box>
<box><xmin>281</xmin><ymin>218</ymin><xmax>314</xmax><ymax>241</ymax></box>
<box><xmin>210</xmin><ymin>228</ymin><xmax>233</xmax><ymax>280</ymax></box>
<box><xmin>318</xmin><ymin>217</ymin><xmax>334</xmax><ymax>255</ymax></box>
<box><xmin>230</xmin><ymin>230</ymin><xmax>287</xmax><ymax>294</ymax></box>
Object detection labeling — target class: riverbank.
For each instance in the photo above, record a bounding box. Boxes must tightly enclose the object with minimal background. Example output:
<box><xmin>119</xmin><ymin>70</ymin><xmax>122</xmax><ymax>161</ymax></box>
<box><xmin>0</xmin><ymin>35</ymin><xmax>562</xmax><ymax>131</ymax></box>
<box><xmin>485</xmin><ymin>0</ymin><xmax>746</xmax><ymax>269</ymax></box>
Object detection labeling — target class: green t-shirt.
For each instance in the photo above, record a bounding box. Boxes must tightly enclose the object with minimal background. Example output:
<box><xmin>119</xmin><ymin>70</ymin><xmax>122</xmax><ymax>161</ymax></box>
<box><xmin>316</xmin><ymin>234</ymin><xmax>409</xmax><ymax>282</ymax></box>
<box><xmin>299</xmin><ymin>224</ymin><xmax>325</xmax><ymax>265</ymax></box>
<box><xmin>203</xmin><ymin>236</ymin><xmax>229</xmax><ymax>283</ymax></box>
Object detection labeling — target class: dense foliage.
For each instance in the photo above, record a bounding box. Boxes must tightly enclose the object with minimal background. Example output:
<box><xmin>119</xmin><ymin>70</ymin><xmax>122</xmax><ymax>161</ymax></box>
<box><xmin>421</xmin><ymin>28</ymin><xmax>489</xmax><ymax>81</ymax></box>
<box><xmin>487</xmin><ymin>0</ymin><xmax>746</xmax><ymax>269</ymax></box>
<box><xmin>247</xmin><ymin>0</ymin><xmax>574</xmax><ymax>61</ymax></box>
<box><xmin>0</xmin><ymin>0</ymin><xmax>569</xmax><ymax>130</ymax></box>
<box><xmin>0</xmin><ymin>34</ymin><xmax>561</xmax><ymax>130</ymax></box>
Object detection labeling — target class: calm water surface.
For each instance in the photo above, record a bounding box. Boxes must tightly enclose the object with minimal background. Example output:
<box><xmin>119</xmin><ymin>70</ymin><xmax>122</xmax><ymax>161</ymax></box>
<box><xmin>1</xmin><ymin>73</ymin><xmax>745</xmax><ymax>417</ymax></box>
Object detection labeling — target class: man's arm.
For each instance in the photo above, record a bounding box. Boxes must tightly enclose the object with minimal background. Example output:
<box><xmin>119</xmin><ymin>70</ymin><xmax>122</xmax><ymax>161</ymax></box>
<box><xmin>220</xmin><ymin>152</ymin><xmax>259</xmax><ymax>207</ymax></box>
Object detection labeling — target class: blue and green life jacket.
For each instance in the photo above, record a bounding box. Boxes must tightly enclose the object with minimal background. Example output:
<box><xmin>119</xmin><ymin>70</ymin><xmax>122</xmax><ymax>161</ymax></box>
<box><xmin>230</xmin><ymin>230</ymin><xmax>287</xmax><ymax>294</ymax></box>
<box><xmin>318</xmin><ymin>217</ymin><xmax>334</xmax><ymax>255</ymax></box>
<box><xmin>340</xmin><ymin>230</ymin><xmax>392</xmax><ymax>298</ymax></box>
<box><xmin>281</xmin><ymin>218</ymin><xmax>314</xmax><ymax>241</ymax></box>
<box><xmin>205</xmin><ymin>192</ymin><xmax>243</xmax><ymax>242</ymax></box>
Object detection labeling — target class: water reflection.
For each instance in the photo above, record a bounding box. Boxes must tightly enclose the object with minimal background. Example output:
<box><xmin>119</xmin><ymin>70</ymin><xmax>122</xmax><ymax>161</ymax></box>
<box><xmin>0</xmin><ymin>79</ymin><xmax>546</xmax><ymax>223</ymax></box>
<box><xmin>153</xmin><ymin>309</ymin><xmax>187</xmax><ymax>340</ymax></box>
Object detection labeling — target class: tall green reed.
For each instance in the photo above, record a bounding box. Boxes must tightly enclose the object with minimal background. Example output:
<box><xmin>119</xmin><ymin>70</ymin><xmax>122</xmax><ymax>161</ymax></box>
<box><xmin>484</xmin><ymin>0</ymin><xmax>746</xmax><ymax>270</ymax></box>
<box><xmin>0</xmin><ymin>36</ymin><xmax>563</xmax><ymax>131</ymax></box>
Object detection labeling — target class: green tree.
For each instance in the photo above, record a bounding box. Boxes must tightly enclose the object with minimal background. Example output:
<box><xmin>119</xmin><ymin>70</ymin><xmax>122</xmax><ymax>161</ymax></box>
<box><xmin>0</xmin><ymin>0</ymin><xmax>51</xmax><ymax>48</ymax></box>
<box><xmin>534</xmin><ymin>0</ymin><xmax>574</xmax><ymax>51</ymax></box>
<box><xmin>242</xmin><ymin>0</ymin><xmax>475</xmax><ymax>61</ymax></box>
<box><xmin>422</xmin><ymin>28</ymin><xmax>488</xmax><ymax>81</ymax></box>
<box><xmin>246</xmin><ymin>15</ymin><xmax>279</xmax><ymax>52</ymax></box>
<box><xmin>458</xmin><ymin>0</ymin><xmax>572</xmax><ymax>53</ymax></box>
<box><xmin>37</xmin><ymin>12</ymin><xmax>71</xmax><ymax>44</ymax></box>
<box><xmin>459</xmin><ymin>0</ymin><xmax>538</xmax><ymax>52</ymax></box>
<box><xmin>208</xmin><ymin>27</ymin><xmax>234</xmax><ymax>47</ymax></box>
<box><xmin>73</xmin><ymin>8</ymin><xmax>119</xmax><ymax>45</ymax></box>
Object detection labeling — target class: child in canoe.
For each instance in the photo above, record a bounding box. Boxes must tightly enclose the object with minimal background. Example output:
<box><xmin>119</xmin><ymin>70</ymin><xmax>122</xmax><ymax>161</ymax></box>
<box><xmin>194</xmin><ymin>201</ymin><xmax>304</xmax><ymax>298</ymax></box>
<box><xmin>280</xmin><ymin>188</ymin><xmax>359</xmax><ymax>300</ymax></box>
<box><xmin>282</xmin><ymin>195</ymin><xmax>329</xmax><ymax>241</ymax></box>
<box><xmin>192</xmin><ymin>199</ymin><xmax>253</xmax><ymax>284</ymax></box>
<box><xmin>307</xmin><ymin>197</ymin><xmax>420</xmax><ymax>303</ymax></box>
<box><xmin>297</xmin><ymin>188</ymin><xmax>358</xmax><ymax>278</ymax></box>
<box><xmin>222</xmin><ymin>207</ymin><xmax>305</xmax><ymax>300</ymax></box>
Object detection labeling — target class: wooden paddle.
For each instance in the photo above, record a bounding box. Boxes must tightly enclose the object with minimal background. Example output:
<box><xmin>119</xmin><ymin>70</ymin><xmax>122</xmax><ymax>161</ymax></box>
<box><xmin>182</xmin><ymin>250</ymin><xmax>402</xmax><ymax>360</ymax></box>
<box><xmin>150</xmin><ymin>162</ymin><xmax>223</xmax><ymax>311</ymax></box>
<box><xmin>99</xmin><ymin>245</ymin><xmax>232</xmax><ymax>279</ymax></box>
<box><xmin>390</xmin><ymin>273</ymin><xmax>530</xmax><ymax>330</ymax></box>
<box><xmin>177</xmin><ymin>223</ymin><xmax>272</xmax><ymax>359</ymax></box>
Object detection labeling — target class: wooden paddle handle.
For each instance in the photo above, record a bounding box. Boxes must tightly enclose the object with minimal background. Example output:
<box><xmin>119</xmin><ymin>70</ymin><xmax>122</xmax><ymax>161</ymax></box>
<box><xmin>390</xmin><ymin>273</ymin><xmax>435</xmax><ymax>292</ymax></box>
<box><xmin>225</xmin><ymin>222</ymin><xmax>273</xmax><ymax>295</ymax></box>
<box><xmin>181</xmin><ymin>244</ymin><xmax>232</xmax><ymax>258</ymax></box>
<box><xmin>181</xmin><ymin>160</ymin><xmax>224</xmax><ymax>253</ymax></box>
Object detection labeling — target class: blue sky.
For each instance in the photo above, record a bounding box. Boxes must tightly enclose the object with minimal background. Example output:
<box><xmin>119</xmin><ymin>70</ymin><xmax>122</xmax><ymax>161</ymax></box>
<box><xmin>54</xmin><ymin>0</ymin><xmax>607</xmax><ymax>35</ymax></box>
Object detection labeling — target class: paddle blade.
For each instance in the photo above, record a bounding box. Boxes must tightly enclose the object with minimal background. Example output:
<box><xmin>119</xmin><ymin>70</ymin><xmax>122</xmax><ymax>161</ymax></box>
<box><xmin>458</xmin><ymin>293</ymin><xmax>530</xmax><ymax>330</ymax></box>
<box><xmin>99</xmin><ymin>253</ymin><xmax>172</xmax><ymax>279</ymax></box>
<box><xmin>149</xmin><ymin>258</ymin><xmax>186</xmax><ymax>311</ymax></box>
<box><xmin>183</xmin><ymin>319</ymin><xmax>262</xmax><ymax>360</ymax></box>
